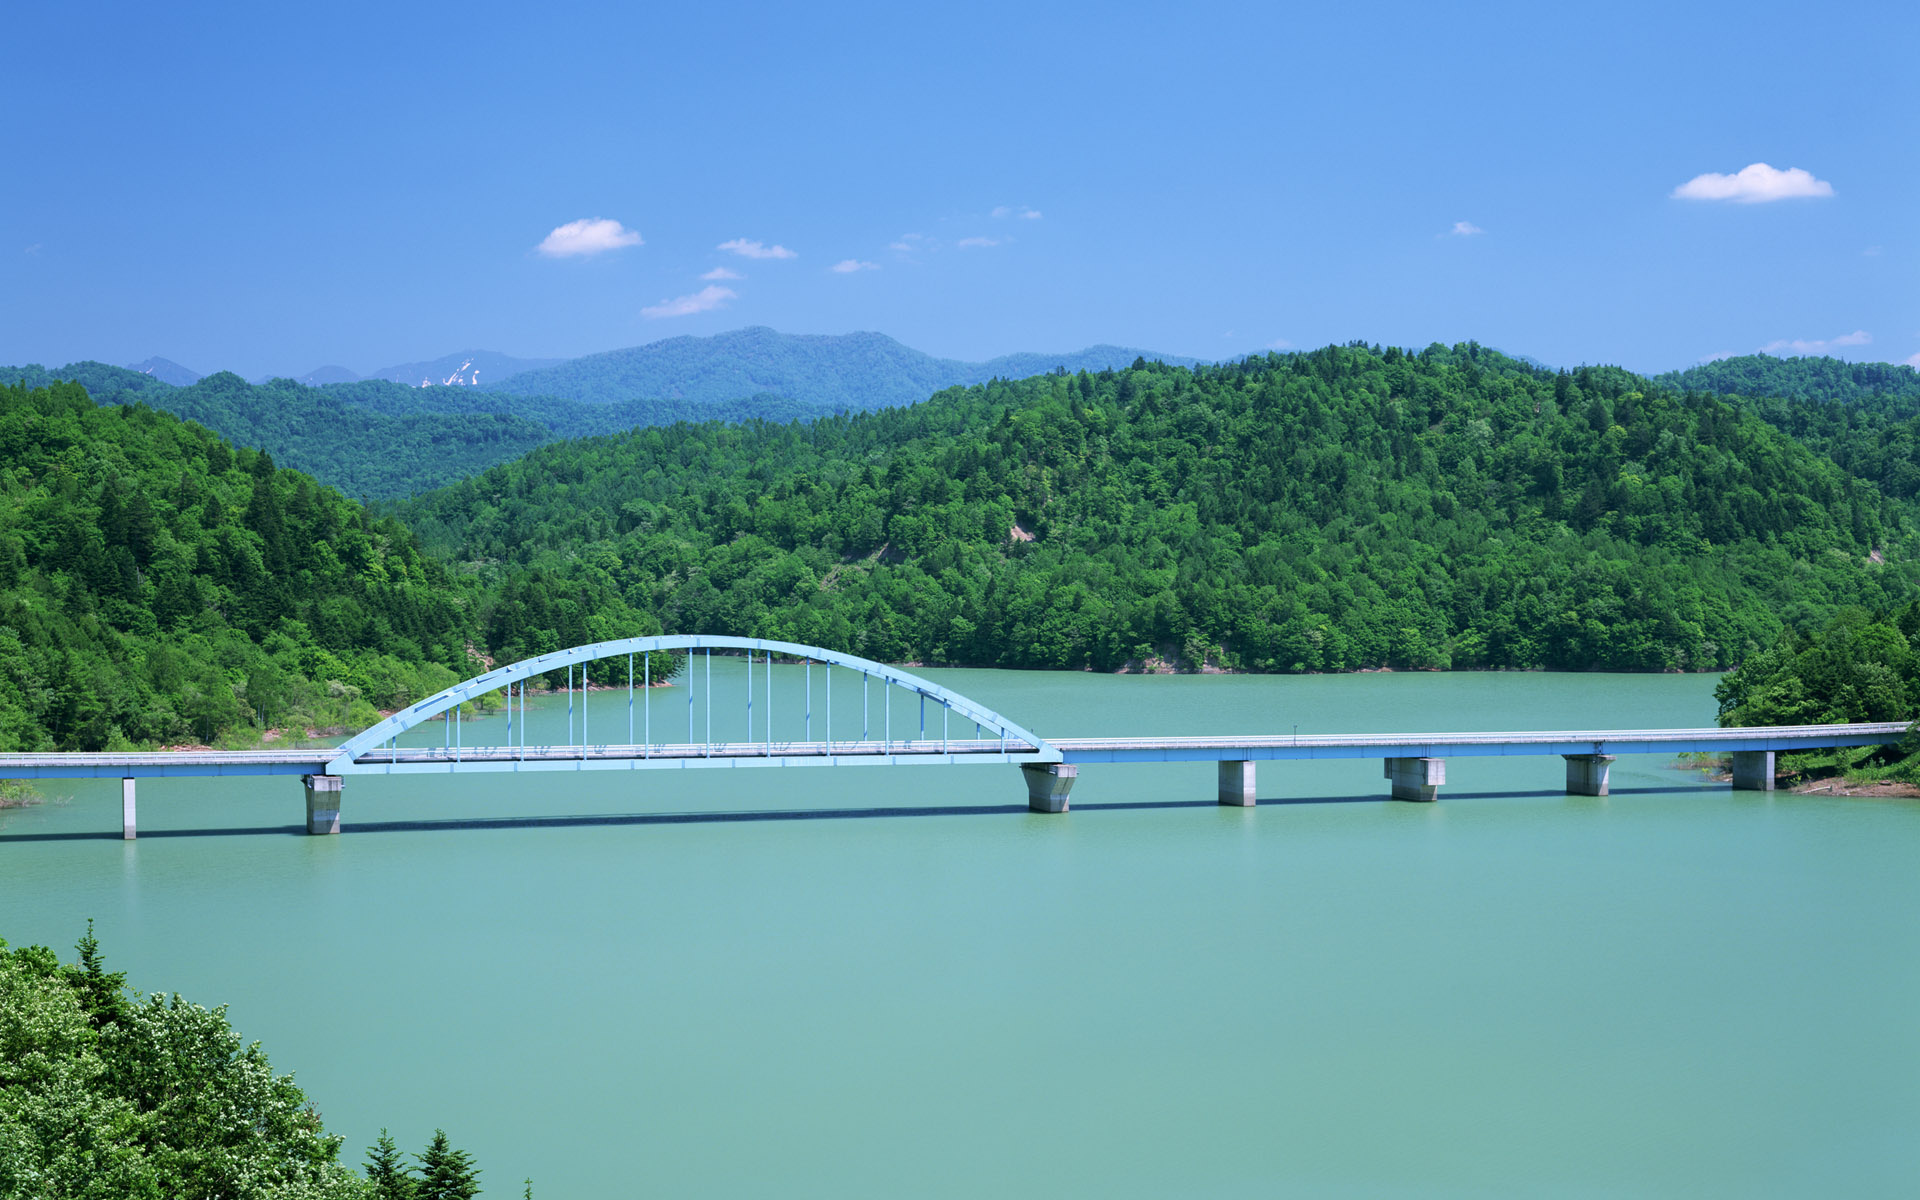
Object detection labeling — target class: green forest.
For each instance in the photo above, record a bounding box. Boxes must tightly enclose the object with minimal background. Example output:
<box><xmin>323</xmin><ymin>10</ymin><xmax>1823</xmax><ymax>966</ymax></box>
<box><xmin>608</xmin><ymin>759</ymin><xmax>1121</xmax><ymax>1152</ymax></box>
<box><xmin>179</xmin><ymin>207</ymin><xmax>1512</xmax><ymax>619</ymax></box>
<box><xmin>3</xmin><ymin>362</ymin><xmax>821</xmax><ymax>500</ymax></box>
<box><xmin>0</xmin><ymin>925</ymin><xmax>489</xmax><ymax>1199</ymax></box>
<box><xmin>7</xmin><ymin>344</ymin><xmax>1920</xmax><ymax>752</ymax></box>
<box><xmin>0</xmin><ymin>380</ymin><xmax>478</xmax><ymax>750</ymax></box>
<box><xmin>405</xmin><ymin>344</ymin><xmax>1916</xmax><ymax>677</ymax></box>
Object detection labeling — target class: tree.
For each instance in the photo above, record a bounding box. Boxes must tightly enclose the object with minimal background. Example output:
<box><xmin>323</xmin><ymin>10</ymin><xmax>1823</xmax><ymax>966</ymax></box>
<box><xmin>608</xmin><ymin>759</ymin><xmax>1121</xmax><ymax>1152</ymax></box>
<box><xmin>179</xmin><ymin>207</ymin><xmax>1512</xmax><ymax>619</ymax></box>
<box><xmin>366</xmin><ymin>1129</ymin><xmax>416</xmax><ymax>1199</ymax></box>
<box><xmin>68</xmin><ymin>917</ymin><xmax>127</xmax><ymax>1030</ymax></box>
<box><xmin>416</xmin><ymin>1129</ymin><xmax>481</xmax><ymax>1200</ymax></box>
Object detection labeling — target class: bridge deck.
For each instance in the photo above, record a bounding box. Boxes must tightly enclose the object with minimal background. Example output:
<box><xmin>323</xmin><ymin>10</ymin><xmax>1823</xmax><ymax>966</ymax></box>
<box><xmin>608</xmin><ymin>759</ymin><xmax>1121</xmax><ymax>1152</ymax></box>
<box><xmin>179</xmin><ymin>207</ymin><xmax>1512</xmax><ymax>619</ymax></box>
<box><xmin>0</xmin><ymin>723</ymin><xmax>1906</xmax><ymax>779</ymax></box>
<box><xmin>1050</xmin><ymin>722</ymin><xmax>1912</xmax><ymax>763</ymax></box>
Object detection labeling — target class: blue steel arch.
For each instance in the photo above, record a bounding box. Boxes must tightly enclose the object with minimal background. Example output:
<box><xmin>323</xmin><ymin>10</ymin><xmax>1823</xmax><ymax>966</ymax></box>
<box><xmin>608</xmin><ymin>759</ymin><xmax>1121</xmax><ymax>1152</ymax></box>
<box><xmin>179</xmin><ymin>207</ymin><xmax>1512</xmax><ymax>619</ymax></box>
<box><xmin>324</xmin><ymin>634</ymin><xmax>1060</xmax><ymax>774</ymax></box>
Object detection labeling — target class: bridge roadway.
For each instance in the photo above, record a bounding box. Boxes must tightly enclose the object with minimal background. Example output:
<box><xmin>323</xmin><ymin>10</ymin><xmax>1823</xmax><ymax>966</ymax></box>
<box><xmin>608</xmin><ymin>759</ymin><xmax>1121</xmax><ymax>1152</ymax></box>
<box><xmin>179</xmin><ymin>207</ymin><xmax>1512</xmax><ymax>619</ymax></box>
<box><xmin>1</xmin><ymin>721</ymin><xmax>1908</xmax><ymax>836</ymax></box>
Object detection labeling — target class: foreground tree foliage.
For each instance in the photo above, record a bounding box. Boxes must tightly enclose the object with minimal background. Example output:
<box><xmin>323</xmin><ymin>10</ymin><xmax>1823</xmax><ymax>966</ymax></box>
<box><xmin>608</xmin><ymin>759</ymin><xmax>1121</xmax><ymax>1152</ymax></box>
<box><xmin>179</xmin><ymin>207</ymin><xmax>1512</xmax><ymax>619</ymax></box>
<box><xmin>0</xmin><ymin>380</ymin><xmax>481</xmax><ymax>750</ymax></box>
<box><xmin>0</xmin><ymin>931</ymin><xmax>491</xmax><ymax>1199</ymax></box>
<box><xmin>1715</xmin><ymin>603</ymin><xmax>1920</xmax><ymax>783</ymax></box>
<box><xmin>405</xmin><ymin>343</ymin><xmax>1920</xmax><ymax>674</ymax></box>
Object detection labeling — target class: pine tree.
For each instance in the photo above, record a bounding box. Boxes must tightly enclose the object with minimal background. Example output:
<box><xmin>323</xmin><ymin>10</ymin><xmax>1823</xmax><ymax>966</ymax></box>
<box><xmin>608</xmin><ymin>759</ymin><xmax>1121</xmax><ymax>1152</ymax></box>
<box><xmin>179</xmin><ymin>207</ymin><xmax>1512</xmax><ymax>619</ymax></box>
<box><xmin>416</xmin><ymin>1129</ymin><xmax>481</xmax><ymax>1200</ymax></box>
<box><xmin>365</xmin><ymin>1129</ymin><xmax>415</xmax><ymax>1199</ymax></box>
<box><xmin>69</xmin><ymin>918</ymin><xmax>127</xmax><ymax>1029</ymax></box>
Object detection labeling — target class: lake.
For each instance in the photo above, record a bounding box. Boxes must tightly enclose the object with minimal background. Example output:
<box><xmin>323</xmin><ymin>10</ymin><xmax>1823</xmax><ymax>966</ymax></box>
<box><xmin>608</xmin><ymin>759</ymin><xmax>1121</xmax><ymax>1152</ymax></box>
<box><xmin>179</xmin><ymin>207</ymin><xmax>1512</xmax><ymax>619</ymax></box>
<box><xmin>4</xmin><ymin>668</ymin><xmax>1917</xmax><ymax>1197</ymax></box>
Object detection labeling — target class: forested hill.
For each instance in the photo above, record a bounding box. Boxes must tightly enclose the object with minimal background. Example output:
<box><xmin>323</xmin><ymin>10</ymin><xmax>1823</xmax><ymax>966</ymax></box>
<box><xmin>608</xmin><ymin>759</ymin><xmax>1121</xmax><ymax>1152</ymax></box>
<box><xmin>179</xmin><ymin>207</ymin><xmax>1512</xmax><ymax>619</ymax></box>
<box><xmin>486</xmin><ymin>326</ymin><xmax>1197</xmax><ymax>408</ymax></box>
<box><xmin>403</xmin><ymin>343</ymin><xmax>1918</xmax><ymax>674</ymax></box>
<box><xmin>0</xmin><ymin>380</ymin><xmax>482</xmax><ymax>750</ymax></box>
<box><xmin>1657</xmin><ymin>355</ymin><xmax>1920</xmax><ymax>502</ymax></box>
<box><xmin>2</xmin><ymin>363</ymin><xmax>819</xmax><ymax>499</ymax></box>
<box><xmin>1658</xmin><ymin>355</ymin><xmax>1920</xmax><ymax>407</ymax></box>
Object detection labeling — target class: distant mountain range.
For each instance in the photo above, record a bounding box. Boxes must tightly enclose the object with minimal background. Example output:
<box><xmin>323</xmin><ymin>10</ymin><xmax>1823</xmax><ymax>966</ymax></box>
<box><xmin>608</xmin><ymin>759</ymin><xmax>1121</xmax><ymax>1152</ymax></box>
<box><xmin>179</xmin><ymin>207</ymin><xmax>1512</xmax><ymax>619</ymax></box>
<box><xmin>127</xmin><ymin>356</ymin><xmax>204</xmax><ymax>386</ymax></box>
<box><xmin>485</xmin><ymin>327</ymin><xmax>1201</xmax><ymax>409</ymax></box>
<box><xmin>119</xmin><ymin>329</ymin><xmax>1196</xmax><ymax>410</ymax></box>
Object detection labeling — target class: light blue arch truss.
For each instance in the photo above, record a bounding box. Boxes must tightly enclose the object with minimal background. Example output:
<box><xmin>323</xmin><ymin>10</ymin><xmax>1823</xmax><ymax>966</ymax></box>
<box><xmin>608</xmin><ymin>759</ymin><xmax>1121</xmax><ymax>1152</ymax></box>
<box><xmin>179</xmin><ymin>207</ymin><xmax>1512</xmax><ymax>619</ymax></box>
<box><xmin>324</xmin><ymin>635</ymin><xmax>1061</xmax><ymax>775</ymax></box>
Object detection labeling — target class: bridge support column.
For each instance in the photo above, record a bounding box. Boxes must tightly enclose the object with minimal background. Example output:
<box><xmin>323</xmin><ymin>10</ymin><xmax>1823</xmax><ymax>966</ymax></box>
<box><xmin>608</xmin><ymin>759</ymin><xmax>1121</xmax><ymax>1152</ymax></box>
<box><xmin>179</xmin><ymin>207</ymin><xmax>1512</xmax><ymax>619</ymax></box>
<box><xmin>303</xmin><ymin>774</ymin><xmax>342</xmax><ymax>834</ymax></box>
<box><xmin>1563</xmin><ymin>754</ymin><xmax>1615</xmax><ymax>797</ymax></box>
<box><xmin>1021</xmin><ymin>763</ymin><xmax>1076</xmax><ymax>813</ymax></box>
<box><xmin>1730</xmin><ymin>750</ymin><xmax>1775</xmax><ymax>791</ymax></box>
<box><xmin>122</xmin><ymin>777</ymin><xmax>135</xmax><ymax>840</ymax></box>
<box><xmin>1218</xmin><ymin>760</ymin><xmax>1256</xmax><ymax>806</ymax></box>
<box><xmin>1385</xmin><ymin>757</ymin><xmax>1444</xmax><ymax>803</ymax></box>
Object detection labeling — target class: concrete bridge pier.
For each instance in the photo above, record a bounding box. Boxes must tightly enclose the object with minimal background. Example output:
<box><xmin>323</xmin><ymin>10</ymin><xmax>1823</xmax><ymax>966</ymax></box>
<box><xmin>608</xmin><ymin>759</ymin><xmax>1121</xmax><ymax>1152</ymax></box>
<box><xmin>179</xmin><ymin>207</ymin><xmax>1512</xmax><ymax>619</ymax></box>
<box><xmin>1385</xmin><ymin>757</ymin><xmax>1444</xmax><ymax>802</ymax></box>
<box><xmin>1021</xmin><ymin>763</ymin><xmax>1076</xmax><ymax>813</ymax></box>
<box><xmin>122</xmin><ymin>778</ymin><xmax>135</xmax><ymax>840</ymax></box>
<box><xmin>1563</xmin><ymin>754</ymin><xmax>1615</xmax><ymax>796</ymax></box>
<box><xmin>303</xmin><ymin>774</ymin><xmax>342</xmax><ymax>834</ymax></box>
<box><xmin>1218</xmin><ymin>761</ymin><xmax>1256</xmax><ymax>806</ymax></box>
<box><xmin>1730</xmin><ymin>750</ymin><xmax>1775</xmax><ymax>791</ymax></box>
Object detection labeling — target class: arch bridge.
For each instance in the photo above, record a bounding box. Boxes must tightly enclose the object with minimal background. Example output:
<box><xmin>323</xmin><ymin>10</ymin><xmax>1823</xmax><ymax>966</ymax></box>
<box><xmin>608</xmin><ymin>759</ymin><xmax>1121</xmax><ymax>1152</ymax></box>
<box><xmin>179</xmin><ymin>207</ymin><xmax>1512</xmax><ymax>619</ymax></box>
<box><xmin>1</xmin><ymin>634</ymin><xmax>1908</xmax><ymax>838</ymax></box>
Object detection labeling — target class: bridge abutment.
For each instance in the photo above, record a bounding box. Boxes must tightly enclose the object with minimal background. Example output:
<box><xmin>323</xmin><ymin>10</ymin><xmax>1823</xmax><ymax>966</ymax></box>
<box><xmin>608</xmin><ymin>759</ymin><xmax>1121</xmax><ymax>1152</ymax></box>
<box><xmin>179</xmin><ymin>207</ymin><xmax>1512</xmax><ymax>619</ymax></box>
<box><xmin>1218</xmin><ymin>760</ymin><xmax>1256</xmax><ymax>806</ymax></box>
<box><xmin>1385</xmin><ymin>757</ymin><xmax>1444</xmax><ymax>802</ymax></box>
<box><xmin>303</xmin><ymin>774</ymin><xmax>342</xmax><ymax>834</ymax></box>
<box><xmin>1022</xmin><ymin>763</ymin><xmax>1076</xmax><ymax>813</ymax></box>
<box><xmin>1730</xmin><ymin>750</ymin><xmax>1775</xmax><ymax>791</ymax></box>
<box><xmin>122</xmin><ymin>777</ymin><xmax>135</xmax><ymax>840</ymax></box>
<box><xmin>1563</xmin><ymin>754</ymin><xmax>1615</xmax><ymax>796</ymax></box>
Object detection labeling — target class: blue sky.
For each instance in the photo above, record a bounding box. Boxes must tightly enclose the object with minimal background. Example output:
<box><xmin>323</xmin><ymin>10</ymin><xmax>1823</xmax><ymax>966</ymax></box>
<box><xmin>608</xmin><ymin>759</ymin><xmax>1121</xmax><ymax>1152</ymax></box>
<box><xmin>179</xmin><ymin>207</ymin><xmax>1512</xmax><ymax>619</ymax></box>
<box><xmin>4</xmin><ymin>0</ymin><xmax>1914</xmax><ymax>378</ymax></box>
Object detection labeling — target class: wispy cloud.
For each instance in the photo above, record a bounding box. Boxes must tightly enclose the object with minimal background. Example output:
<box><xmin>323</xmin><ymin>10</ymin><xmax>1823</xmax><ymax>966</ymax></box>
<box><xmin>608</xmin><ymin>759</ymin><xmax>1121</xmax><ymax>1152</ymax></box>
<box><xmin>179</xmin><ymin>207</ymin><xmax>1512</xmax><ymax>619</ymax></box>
<box><xmin>23</xmin><ymin>242</ymin><xmax>41</xmax><ymax>256</ymax></box>
<box><xmin>1671</xmin><ymin>163</ymin><xmax>1834</xmax><ymax>204</ymax></box>
<box><xmin>1449</xmin><ymin>221</ymin><xmax>1485</xmax><ymax>237</ymax></box>
<box><xmin>1863</xmin><ymin>245</ymin><xmax>1883</xmax><ymax>257</ymax></box>
<box><xmin>641</xmin><ymin>285</ymin><xmax>737</xmax><ymax>320</ymax></box>
<box><xmin>992</xmin><ymin>205</ymin><xmax>1042</xmax><ymax>220</ymax></box>
<box><xmin>1759</xmin><ymin>330</ymin><xmax>1871</xmax><ymax>356</ymax></box>
<box><xmin>1905</xmin><ymin>352</ymin><xmax>1920</xmax><ymax>368</ymax></box>
<box><xmin>1700</xmin><ymin>351</ymin><xmax>1739</xmax><ymax>363</ymax></box>
<box><xmin>1266</xmin><ymin>338</ymin><xmax>1293</xmax><ymax>350</ymax></box>
<box><xmin>700</xmin><ymin>266</ymin><xmax>742</xmax><ymax>281</ymax></box>
<box><xmin>537</xmin><ymin>217</ymin><xmax>643</xmax><ymax>257</ymax></box>
<box><xmin>957</xmin><ymin>236</ymin><xmax>1003</xmax><ymax>249</ymax></box>
<box><xmin>830</xmin><ymin>259</ymin><xmax>878</xmax><ymax>273</ymax></box>
<box><xmin>717</xmin><ymin>238</ymin><xmax>796</xmax><ymax>260</ymax></box>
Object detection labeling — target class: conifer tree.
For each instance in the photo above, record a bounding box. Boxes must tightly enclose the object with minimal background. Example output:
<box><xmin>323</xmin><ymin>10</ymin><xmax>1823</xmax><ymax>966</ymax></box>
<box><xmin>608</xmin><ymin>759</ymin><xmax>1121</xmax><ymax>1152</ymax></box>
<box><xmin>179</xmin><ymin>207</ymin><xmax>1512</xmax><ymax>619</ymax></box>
<box><xmin>69</xmin><ymin>917</ymin><xmax>127</xmax><ymax>1029</ymax></box>
<box><xmin>366</xmin><ymin>1129</ymin><xmax>416</xmax><ymax>1198</ymax></box>
<box><xmin>416</xmin><ymin>1129</ymin><xmax>482</xmax><ymax>1200</ymax></box>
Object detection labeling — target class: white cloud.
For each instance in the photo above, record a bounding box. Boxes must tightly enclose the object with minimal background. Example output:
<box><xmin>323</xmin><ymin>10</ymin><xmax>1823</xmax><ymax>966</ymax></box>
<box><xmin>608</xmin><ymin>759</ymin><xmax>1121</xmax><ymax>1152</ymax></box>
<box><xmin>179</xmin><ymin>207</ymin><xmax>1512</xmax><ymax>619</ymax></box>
<box><xmin>830</xmin><ymin>259</ymin><xmax>878</xmax><ymax>273</ymax></box>
<box><xmin>1671</xmin><ymin>163</ymin><xmax>1834</xmax><ymax>204</ymax></box>
<box><xmin>993</xmin><ymin>205</ymin><xmax>1042</xmax><ymax>220</ymax></box>
<box><xmin>1700</xmin><ymin>350</ymin><xmax>1738</xmax><ymax>363</ymax></box>
<box><xmin>1449</xmin><ymin>221</ymin><xmax>1485</xmax><ymax>236</ymax></box>
<box><xmin>717</xmin><ymin>238</ymin><xmax>796</xmax><ymax>260</ymax></box>
<box><xmin>700</xmin><ymin>266</ymin><xmax>742</xmax><ymax>281</ymax></box>
<box><xmin>957</xmin><ymin>236</ymin><xmax>1003</xmax><ymax>249</ymax></box>
<box><xmin>537</xmin><ymin>217</ymin><xmax>643</xmax><ymax>258</ymax></box>
<box><xmin>1265</xmin><ymin>338</ymin><xmax>1293</xmax><ymax>350</ymax></box>
<box><xmin>23</xmin><ymin>242</ymin><xmax>42</xmax><ymax>256</ymax></box>
<box><xmin>1759</xmin><ymin>330</ymin><xmax>1872</xmax><ymax>356</ymax></box>
<box><xmin>641</xmin><ymin>285</ymin><xmax>737</xmax><ymax>320</ymax></box>
<box><xmin>1905</xmin><ymin>352</ymin><xmax>1920</xmax><ymax>368</ymax></box>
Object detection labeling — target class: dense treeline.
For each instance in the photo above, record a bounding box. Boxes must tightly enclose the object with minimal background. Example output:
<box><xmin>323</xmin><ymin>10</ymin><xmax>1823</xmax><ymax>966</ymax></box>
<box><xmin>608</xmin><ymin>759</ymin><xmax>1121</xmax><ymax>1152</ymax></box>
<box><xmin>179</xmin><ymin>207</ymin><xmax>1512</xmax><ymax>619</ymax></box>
<box><xmin>1655</xmin><ymin>355</ymin><xmax>1920</xmax><ymax>502</ymax></box>
<box><xmin>0</xmin><ymin>380</ymin><xmax>478</xmax><ymax>750</ymax></box>
<box><xmin>1659</xmin><ymin>354</ymin><xmax>1920</xmax><ymax>407</ymax></box>
<box><xmin>404</xmin><ymin>343</ymin><xmax>1920</xmax><ymax>675</ymax></box>
<box><xmin>1715</xmin><ymin>602</ymin><xmax>1920</xmax><ymax>785</ymax></box>
<box><xmin>0</xmin><ymin>926</ymin><xmax>487</xmax><ymax>1198</ymax></box>
<box><xmin>5</xmin><ymin>362</ymin><xmax>822</xmax><ymax>499</ymax></box>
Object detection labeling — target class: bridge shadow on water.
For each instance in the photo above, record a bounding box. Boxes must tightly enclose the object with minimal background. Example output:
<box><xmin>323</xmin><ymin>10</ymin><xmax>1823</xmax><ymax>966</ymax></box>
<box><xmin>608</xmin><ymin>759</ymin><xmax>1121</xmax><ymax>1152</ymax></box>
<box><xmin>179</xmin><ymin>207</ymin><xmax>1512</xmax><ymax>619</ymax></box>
<box><xmin>0</xmin><ymin>784</ymin><xmax>1711</xmax><ymax>842</ymax></box>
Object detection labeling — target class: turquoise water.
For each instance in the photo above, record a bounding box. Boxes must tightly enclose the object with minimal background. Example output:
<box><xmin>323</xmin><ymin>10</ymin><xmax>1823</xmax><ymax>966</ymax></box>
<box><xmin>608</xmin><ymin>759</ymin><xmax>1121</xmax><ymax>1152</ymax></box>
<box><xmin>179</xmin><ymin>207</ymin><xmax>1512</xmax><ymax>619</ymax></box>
<box><xmin>5</xmin><ymin>669</ymin><xmax>1918</xmax><ymax>1196</ymax></box>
